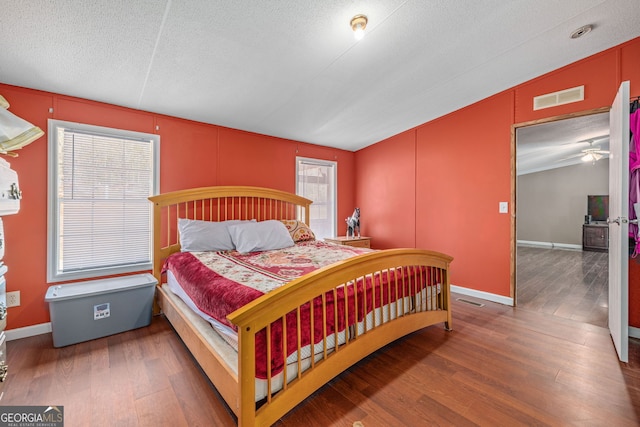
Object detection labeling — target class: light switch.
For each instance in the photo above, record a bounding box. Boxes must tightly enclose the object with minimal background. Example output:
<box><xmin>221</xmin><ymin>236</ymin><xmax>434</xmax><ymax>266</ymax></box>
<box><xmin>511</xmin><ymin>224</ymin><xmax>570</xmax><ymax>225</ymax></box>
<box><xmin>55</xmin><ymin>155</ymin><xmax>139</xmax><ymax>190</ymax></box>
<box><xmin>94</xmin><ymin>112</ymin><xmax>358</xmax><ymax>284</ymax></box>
<box><xmin>499</xmin><ymin>202</ymin><xmax>508</xmax><ymax>213</ymax></box>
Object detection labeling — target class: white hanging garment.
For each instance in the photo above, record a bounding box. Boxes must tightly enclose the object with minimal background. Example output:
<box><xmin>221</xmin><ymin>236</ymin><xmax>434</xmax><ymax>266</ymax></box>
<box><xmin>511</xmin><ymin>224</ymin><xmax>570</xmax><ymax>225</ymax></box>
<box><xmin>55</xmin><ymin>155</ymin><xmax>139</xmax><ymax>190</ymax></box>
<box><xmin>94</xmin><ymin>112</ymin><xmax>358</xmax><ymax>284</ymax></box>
<box><xmin>0</xmin><ymin>95</ymin><xmax>44</xmax><ymax>155</ymax></box>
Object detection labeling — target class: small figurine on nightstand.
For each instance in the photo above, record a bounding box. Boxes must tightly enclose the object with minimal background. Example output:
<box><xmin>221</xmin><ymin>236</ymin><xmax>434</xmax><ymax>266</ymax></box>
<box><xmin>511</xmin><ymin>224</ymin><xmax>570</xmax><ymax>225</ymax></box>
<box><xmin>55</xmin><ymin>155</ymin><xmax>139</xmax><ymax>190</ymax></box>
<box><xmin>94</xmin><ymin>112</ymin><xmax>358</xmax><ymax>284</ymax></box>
<box><xmin>346</xmin><ymin>207</ymin><xmax>360</xmax><ymax>238</ymax></box>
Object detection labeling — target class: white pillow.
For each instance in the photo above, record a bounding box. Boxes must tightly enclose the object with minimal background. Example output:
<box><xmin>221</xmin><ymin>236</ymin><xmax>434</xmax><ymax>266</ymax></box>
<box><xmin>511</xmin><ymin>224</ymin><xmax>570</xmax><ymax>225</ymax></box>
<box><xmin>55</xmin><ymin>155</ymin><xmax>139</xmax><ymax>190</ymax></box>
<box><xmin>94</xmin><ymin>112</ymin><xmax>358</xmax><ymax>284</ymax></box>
<box><xmin>178</xmin><ymin>219</ymin><xmax>251</xmax><ymax>252</ymax></box>
<box><xmin>228</xmin><ymin>220</ymin><xmax>295</xmax><ymax>254</ymax></box>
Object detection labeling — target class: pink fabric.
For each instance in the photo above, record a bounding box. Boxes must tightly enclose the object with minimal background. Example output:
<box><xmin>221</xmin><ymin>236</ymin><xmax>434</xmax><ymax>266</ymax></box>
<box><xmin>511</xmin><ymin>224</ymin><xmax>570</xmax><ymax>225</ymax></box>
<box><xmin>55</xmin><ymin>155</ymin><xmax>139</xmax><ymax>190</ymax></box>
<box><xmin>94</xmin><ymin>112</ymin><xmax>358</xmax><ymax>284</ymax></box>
<box><xmin>629</xmin><ymin>110</ymin><xmax>640</xmax><ymax>255</ymax></box>
<box><xmin>630</xmin><ymin>110</ymin><xmax>640</xmax><ymax>171</ymax></box>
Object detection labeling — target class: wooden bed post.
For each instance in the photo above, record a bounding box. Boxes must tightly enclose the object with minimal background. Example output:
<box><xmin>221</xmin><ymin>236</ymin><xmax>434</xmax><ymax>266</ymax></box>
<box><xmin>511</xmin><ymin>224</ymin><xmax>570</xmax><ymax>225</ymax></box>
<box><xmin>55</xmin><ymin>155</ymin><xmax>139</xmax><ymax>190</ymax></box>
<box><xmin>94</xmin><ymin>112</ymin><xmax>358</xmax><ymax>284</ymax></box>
<box><xmin>444</xmin><ymin>279</ymin><xmax>453</xmax><ymax>331</ymax></box>
<box><xmin>151</xmin><ymin>200</ymin><xmax>163</xmax><ymax>314</ymax></box>
<box><xmin>440</xmin><ymin>259</ymin><xmax>453</xmax><ymax>331</ymax></box>
<box><xmin>236</xmin><ymin>323</ymin><xmax>257</xmax><ymax>426</ymax></box>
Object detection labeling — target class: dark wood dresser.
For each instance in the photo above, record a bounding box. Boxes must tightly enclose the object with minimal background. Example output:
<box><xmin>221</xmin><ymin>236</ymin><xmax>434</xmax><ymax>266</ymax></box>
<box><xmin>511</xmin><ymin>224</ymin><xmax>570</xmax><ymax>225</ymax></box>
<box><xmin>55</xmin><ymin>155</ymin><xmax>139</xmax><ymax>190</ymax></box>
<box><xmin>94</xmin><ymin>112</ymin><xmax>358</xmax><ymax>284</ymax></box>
<box><xmin>582</xmin><ymin>223</ymin><xmax>609</xmax><ymax>252</ymax></box>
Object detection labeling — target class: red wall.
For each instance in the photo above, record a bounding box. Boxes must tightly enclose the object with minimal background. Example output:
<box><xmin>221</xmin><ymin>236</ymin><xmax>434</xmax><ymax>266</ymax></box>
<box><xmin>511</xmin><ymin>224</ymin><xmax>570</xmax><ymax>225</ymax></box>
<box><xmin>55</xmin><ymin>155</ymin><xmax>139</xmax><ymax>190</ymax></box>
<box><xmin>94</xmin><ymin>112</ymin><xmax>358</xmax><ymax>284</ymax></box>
<box><xmin>355</xmin><ymin>129</ymin><xmax>416</xmax><ymax>249</ymax></box>
<box><xmin>355</xmin><ymin>37</ymin><xmax>640</xmax><ymax>317</ymax></box>
<box><xmin>415</xmin><ymin>91</ymin><xmax>514</xmax><ymax>295</ymax></box>
<box><xmin>0</xmin><ymin>85</ymin><xmax>355</xmax><ymax>330</ymax></box>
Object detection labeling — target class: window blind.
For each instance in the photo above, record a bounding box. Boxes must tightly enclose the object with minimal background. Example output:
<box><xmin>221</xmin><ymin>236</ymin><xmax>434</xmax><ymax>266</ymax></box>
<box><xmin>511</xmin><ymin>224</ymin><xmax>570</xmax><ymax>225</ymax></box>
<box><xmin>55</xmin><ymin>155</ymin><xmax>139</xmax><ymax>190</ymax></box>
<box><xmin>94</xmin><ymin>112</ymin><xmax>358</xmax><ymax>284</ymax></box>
<box><xmin>48</xmin><ymin>121</ymin><xmax>158</xmax><ymax>281</ymax></box>
<box><xmin>296</xmin><ymin>158</ymin><xmax>336</xmax><ymax>239</ymax></box>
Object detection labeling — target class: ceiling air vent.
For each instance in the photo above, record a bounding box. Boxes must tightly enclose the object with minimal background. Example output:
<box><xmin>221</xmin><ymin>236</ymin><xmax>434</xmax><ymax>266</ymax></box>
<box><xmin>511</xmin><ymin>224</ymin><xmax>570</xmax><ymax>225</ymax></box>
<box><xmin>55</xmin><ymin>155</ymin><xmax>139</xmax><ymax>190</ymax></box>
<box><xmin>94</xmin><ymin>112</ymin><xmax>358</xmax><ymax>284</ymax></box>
<box><xmin>533</xmin><ymin>85</ymin><xmax>584</xmax><ymax>110</ymax></box>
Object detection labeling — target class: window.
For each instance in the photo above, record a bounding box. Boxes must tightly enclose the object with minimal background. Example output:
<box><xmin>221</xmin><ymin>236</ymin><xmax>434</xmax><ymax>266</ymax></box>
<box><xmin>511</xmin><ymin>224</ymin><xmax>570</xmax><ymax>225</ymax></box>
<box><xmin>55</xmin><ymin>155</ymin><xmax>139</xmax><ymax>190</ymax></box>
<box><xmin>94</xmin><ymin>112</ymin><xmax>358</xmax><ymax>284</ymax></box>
<box><xmin>296</xmin><ymin>157</ymin><xmax>336</xmax><ymax>239</ymax></box>
<box><xmin>47</xmin><ymin>120</ymin><xmax>159</xmax><ymax>282</ymax></box>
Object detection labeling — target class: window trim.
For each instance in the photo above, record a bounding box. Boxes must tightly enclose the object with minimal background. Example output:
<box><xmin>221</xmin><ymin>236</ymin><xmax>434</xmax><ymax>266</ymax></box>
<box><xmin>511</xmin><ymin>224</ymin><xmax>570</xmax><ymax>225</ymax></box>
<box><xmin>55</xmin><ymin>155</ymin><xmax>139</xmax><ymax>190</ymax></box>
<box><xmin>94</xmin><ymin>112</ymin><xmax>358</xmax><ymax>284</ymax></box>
<box><xmin>46</xmin><ymin>119</ymin><xmax>160</xmax><ymax>282</ymax></box>
<box><xmin>295</xmin><ymin>156</ymin><xmax>337</xmax><ymax>239</ymax></box>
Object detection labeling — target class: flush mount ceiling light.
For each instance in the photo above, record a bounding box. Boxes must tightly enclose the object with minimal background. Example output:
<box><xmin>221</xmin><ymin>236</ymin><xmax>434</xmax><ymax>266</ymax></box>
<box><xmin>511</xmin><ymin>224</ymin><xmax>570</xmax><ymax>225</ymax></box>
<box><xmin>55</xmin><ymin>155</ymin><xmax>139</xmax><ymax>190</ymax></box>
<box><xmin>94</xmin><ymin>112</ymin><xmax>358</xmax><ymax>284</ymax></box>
<box><xmin>570</xmin><ymin>24</ymin><xmax>593</xmax><ymax>39</ymax></box>
<box><xmin>350</xmin><ymin>14</ymin><xmax>368</xmax><ymax>40</ymax></box>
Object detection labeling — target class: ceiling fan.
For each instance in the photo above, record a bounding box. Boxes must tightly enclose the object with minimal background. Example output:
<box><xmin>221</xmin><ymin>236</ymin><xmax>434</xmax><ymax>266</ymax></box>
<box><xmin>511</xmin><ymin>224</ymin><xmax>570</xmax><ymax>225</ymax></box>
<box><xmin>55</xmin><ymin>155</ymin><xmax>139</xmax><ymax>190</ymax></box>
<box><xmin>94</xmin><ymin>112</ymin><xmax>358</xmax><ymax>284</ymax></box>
<box><xmin>581</xmin><ymin>146</ymin><xmax>608</xmax><ymax>163</ymax></box>
<box><xmin>558</xmin><ymin>136</ymin><xmax>610</xmax><ymax>164</ymax></box>
<box><xmin>579</xmin><ymin>138</ymin><xmax>610</xmax><ymax>164</ymax></box>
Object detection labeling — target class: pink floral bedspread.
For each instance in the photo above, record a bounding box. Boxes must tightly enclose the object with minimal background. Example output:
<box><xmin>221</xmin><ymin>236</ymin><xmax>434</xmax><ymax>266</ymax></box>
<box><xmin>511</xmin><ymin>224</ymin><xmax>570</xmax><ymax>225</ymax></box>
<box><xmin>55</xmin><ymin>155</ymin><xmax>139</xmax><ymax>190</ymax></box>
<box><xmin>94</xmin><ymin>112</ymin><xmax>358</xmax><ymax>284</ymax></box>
<box><xmin>163</xmin><ymin>240</ymin><xmax>371</xmax><ymax>331</ymax></box>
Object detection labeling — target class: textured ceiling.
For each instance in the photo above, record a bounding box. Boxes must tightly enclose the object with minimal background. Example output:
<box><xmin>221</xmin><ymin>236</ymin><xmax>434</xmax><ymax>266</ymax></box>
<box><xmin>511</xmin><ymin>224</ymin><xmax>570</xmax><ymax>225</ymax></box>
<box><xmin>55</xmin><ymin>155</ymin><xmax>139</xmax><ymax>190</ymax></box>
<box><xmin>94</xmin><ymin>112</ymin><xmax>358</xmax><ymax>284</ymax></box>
<box><xmin>516</xmin><ymin>112</ymin><xmax>610</xmax><ymax>175</ymax></box>
<box><xmin>0</xmin><ymin>0</ymin><xmax>638</xmax><ymax>152</ymax></box>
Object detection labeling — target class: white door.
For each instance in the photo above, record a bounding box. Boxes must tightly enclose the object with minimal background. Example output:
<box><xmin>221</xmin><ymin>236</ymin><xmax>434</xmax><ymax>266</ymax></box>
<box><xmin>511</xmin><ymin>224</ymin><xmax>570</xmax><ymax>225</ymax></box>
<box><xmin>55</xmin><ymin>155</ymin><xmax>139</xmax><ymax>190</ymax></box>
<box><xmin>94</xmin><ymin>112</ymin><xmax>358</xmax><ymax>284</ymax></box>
<box><xmin>608</xmin><ymin>80</ymin><xmax>630</xmax><ymax>363</ymax></box>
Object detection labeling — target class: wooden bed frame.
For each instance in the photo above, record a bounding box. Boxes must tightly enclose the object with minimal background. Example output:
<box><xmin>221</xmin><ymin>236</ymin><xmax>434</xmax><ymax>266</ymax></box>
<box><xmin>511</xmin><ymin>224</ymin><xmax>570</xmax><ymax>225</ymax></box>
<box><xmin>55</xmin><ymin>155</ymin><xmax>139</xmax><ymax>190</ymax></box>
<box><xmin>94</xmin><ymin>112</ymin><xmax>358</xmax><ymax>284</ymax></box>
<box><xmin>149</xmin><ymin>186</ymin><xmax>453</xmax><ymax>426</ymax></box>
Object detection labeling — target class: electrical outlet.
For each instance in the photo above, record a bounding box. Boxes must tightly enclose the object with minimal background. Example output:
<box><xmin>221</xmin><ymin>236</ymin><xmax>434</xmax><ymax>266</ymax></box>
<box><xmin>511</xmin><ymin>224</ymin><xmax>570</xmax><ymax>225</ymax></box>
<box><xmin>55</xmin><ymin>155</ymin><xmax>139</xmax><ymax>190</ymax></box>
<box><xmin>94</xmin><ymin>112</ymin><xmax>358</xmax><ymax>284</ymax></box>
<box><xmin>6</xmin><ymin>291</ymin><xmax>20</xmax><ymax>307</ymax></box>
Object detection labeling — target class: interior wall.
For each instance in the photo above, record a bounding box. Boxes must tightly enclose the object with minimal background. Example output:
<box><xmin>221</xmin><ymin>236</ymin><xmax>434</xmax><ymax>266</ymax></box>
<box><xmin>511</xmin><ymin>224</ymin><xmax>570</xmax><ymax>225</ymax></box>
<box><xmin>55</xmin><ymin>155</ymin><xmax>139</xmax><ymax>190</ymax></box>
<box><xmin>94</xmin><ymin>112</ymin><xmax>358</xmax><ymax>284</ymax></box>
<box><xmin>355</xmin><ymin>37</ymin><xmax>640</xmax><ymax>308</ymax></box>
<box><xmin>354</xmin><ymin>129</ymin><xmax>416</xmax><ymax>249</ymax></box>
<box><xmin>416</xmin><ymin>91</ymin><xmax>514</xmax><ymax>295</ymax></box>
<box><xmin>517</xmin><ymin>160</ymin><xmax>609</xmax><ymax>246</ymax></box>
<box><xmin>0</xmin><ymin>84</ymin><xmax>355</xmax><ymax>330</ymax></box>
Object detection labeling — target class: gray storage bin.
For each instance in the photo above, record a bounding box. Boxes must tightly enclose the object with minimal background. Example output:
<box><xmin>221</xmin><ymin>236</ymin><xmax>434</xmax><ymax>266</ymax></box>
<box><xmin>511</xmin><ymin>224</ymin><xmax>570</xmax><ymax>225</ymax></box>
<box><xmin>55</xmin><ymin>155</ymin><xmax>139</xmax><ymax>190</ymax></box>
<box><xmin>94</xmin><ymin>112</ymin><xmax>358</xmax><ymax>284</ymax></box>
<box><xmin>45</xmin><ymin>273</ymin><xmax>157</xmax><ymax>347</ymax></box>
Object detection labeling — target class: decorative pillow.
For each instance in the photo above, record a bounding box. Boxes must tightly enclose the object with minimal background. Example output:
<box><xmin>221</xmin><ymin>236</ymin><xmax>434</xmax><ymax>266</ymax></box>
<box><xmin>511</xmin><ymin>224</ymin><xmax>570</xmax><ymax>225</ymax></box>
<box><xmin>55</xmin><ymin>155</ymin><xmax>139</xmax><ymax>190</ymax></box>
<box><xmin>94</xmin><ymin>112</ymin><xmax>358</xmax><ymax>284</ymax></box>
<box><xmin>279</xmin><ymin>219</ymin><xmax>316</xmax><ymax>242</ymax></box>
<box><xmin>178</xmin><ymin>219</ymin><xmax>251</xmax><ymax>252</ymax></box>
<box><xmin>228</xmin><ymin>220</ymin><xmax>295</xmax><ymax>254</ymax></box>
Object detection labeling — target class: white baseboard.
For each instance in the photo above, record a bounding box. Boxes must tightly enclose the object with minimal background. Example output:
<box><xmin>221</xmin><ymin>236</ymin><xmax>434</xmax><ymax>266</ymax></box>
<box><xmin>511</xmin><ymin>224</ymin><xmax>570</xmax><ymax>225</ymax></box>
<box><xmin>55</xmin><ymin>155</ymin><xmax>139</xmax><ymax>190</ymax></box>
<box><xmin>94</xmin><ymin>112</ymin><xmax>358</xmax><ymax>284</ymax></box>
<box><xmin>517</xmin><ymin>240</ymin><xmax>582</xmax><ymax>251</ymax></box>
<box><xmin>629</xmin><ymin>326</ymin><xmax>640</xmax><ymax>339</ymax></box>
<box><xmin>450</xmin><ymin>284</ymin><xmax>514</xmax><ymax>306</ymax></box>
<box><xmin>6</xmin><ymin>322</ymin><xmax>51</xmax><ymax>341</ymax></box>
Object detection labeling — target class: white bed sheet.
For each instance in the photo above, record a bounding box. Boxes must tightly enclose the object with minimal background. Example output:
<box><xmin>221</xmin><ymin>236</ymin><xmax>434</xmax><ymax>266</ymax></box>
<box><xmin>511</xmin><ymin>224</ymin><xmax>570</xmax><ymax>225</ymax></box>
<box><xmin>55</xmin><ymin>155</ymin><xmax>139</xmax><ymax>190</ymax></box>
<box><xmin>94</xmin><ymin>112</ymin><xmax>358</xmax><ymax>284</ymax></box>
<box><xmin>167</xmin><ymin>270</ymin><xmax>239</xmax><ymax>349</ymax></box>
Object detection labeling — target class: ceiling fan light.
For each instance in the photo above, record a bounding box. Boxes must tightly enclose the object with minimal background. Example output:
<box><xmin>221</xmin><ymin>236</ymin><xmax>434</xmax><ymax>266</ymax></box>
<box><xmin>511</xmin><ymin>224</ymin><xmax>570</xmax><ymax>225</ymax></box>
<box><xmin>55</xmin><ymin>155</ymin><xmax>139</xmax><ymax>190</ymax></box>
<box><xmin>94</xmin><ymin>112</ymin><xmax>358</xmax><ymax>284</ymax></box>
<box><xmin>581</xmin><ymin>153</ymin><xmax>594</xmax><ymax>162</ymax></box>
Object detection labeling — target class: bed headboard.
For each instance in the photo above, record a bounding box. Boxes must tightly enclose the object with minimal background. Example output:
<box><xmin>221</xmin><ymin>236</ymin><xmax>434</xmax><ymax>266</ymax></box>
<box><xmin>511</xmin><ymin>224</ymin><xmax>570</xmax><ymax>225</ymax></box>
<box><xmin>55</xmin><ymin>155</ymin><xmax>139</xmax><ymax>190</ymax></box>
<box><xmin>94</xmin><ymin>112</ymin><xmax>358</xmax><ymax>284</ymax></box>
<box><xmin>148</xmin><ymin>186</ymin><xmax>312</xmax><ymax>282</ymax></box>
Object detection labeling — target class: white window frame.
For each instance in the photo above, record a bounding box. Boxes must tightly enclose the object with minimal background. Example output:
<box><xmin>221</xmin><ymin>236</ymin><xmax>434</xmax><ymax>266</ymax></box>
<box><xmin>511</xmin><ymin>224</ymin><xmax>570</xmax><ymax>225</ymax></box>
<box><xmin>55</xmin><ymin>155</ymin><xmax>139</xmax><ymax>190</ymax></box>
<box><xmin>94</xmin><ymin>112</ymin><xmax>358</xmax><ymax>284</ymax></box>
<box><xmin>47</xmin><ymin>119</ymin><xmax>160</xmax><ymax>282</ymax></box>
<box><xmin>296</xmin><ymin>157</ymin><xmax>337</xmax><ymax>240</ymax></box>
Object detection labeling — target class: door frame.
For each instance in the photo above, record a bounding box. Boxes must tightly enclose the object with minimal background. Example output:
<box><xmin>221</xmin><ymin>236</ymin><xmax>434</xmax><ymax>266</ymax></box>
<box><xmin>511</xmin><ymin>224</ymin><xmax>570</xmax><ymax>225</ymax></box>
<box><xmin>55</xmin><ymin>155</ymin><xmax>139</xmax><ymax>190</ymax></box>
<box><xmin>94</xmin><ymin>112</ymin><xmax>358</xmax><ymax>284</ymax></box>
<box><xmin>510</xmin><ymin>106</ymin><xmax>611</xmax><ymax>303</ymax></box>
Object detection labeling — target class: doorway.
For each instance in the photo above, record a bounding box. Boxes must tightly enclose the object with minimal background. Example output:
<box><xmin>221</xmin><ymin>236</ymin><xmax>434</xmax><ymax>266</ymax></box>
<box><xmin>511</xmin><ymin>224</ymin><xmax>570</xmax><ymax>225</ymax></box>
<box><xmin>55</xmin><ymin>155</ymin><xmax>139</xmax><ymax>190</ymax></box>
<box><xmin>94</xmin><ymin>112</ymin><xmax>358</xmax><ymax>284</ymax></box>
<box><xmin>513</xmin><ymin>109</ymin><xmax>610</xmax><ymax>327</ymax></box>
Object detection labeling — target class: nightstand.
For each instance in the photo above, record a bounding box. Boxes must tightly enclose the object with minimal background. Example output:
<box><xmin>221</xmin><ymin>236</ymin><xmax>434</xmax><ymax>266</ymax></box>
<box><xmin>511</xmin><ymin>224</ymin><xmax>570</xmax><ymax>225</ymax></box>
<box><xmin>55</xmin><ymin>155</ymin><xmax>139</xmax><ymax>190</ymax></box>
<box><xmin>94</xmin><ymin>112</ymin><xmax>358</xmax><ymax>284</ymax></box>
<box><xmin>325</xmin><ymin>236</ymin><xmax>371</xmax><ymax>248</ymax></box>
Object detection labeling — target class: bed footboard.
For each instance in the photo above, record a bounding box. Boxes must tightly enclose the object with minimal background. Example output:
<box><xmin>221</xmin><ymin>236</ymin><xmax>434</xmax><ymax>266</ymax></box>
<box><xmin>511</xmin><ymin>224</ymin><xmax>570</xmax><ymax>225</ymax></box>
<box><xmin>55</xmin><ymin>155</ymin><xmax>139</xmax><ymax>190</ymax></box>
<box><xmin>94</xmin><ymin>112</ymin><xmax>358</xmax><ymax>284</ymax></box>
<box><xmin>228</xmin><ymin>248</ymin><xmax>452</xmax><ymax>427</ymax></box>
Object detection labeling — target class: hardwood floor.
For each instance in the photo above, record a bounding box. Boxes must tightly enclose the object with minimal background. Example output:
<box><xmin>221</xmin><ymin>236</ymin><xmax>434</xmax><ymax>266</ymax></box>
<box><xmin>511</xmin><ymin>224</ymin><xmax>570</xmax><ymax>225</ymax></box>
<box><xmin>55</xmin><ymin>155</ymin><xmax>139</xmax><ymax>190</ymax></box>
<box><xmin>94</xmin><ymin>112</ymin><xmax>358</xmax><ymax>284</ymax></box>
<box><xmin>516</xmin><ymin>246</ymin><xmax>608</xmax><ymax>328</ymax></box>
<box><xmin>3</xmin><ymin>295</ymin><xmax>639</xmax><ymax>426</ymax></box>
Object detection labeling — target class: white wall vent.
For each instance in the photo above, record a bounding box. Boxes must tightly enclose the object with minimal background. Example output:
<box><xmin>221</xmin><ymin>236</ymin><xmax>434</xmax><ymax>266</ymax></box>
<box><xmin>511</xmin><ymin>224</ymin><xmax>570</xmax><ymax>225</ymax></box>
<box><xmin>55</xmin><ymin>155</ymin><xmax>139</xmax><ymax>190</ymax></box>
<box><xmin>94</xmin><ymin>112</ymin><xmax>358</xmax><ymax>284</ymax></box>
<box><xmin>533</xmin><ymin>86</ymin><xmax>584</xmax><ymax>110</ymax></box>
